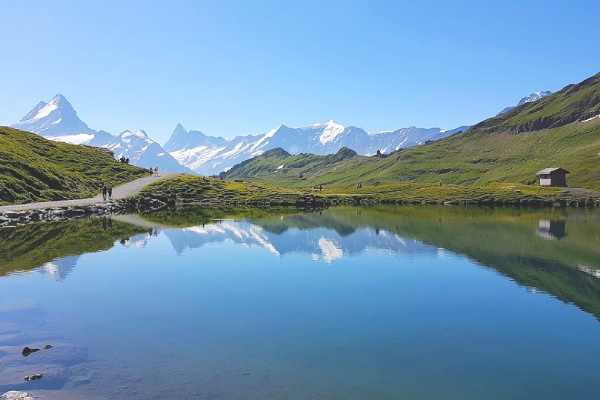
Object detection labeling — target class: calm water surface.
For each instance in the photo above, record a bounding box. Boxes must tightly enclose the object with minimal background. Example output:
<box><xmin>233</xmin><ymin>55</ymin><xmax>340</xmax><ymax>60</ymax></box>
<box><xmin>1</xmin><ymin>206</ymin><xmax>600</xmax><ymax>399</ymax></box>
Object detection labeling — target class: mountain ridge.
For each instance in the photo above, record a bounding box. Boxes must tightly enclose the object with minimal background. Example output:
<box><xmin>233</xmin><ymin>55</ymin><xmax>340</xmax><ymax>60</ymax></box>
<box><xmin>222</xmin><ymin>71</ymin><xmax>600</xmax><ymax>191</ymax></box>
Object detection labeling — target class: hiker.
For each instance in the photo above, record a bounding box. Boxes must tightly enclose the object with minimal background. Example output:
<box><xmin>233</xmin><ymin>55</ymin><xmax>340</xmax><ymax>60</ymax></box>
<box><xmin>102</xmin><ymin>185</ymin><xmax>108</xmax><ymax>201</ymax></box>
<box><xmin>319</xmin><ymin>184</ymin><xmax>322</xmax><ymax>192</ymax></box>
<box><xmin>439</xmin><ymin>180</ymin><xmax>442</xmax><ymax>187</ymax></box>
<box><xmin>154</xmin><ymin>166</ymin><xmax>159</xmax><ymax>177</ymax></box>
<box><xmin>125</xmin><ymin>157</ymin><xmax>130</xmax><ymax>164</ymax></box>
<box><xmin>148</xmin><ymin>167</ymin><xmax>153</xmax><ymax>177</ymax></box>
<box><xmin>108</xmin><ymin>186</ymin><xmax>113</xmax><ymax>200</ymax></box>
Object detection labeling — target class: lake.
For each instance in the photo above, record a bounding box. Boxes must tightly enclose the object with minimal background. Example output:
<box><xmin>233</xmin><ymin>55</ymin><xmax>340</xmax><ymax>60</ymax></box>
<box><xmin>1</xmin><ymin>205</ymin><xmax>600</xmax><ymax>399</ymax></box>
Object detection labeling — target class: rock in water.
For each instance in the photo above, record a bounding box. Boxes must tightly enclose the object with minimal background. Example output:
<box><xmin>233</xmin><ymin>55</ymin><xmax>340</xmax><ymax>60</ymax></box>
<box><xmin>1</xmin><ymin>391</ymin><xmax>36</xmax><ymax>400</ymax></box>
<box><xmin>21</xmin><ymin>347</ymin><xmax>40</xmax><ymax>357</ymax></box>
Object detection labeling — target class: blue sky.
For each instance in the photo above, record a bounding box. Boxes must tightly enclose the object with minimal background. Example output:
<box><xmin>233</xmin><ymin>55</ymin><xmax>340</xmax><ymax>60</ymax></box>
<box><xmin>1</xmin><ymin>0</ymin><xmax>599</xmax><ymax>144</ymax></box>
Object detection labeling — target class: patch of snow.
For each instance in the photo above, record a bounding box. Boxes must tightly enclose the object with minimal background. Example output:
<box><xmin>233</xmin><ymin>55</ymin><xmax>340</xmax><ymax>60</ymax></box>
<box><xmin>318</xmin><ymin>237</ymin><xmax>343</xmax><ymax>263</ymax></box>
<box><xmin>170</xmin><ymin>145</ymin><xmax>227</xmax><ymax>171</ymax></box>
<box><xmin>582</xmin><ymin>114</ymin><xmax>600</xmax><ymax>123</ymax></box>
<box><xmin>395</xmin><ymin>138</ymin><xmax>408</xmax><ymax>151</ymax></box>
<box><xmin>277</xmin><ymin>164</ymin><xmax>284</xmax><ymax>170</ymax></box>
<box><xmin>46</xmin><ymin>133</ymin><xmax>94</xmax><ymax>145</ymax></box>
<box><xmin>32</xmin><ymin>101</ymin><xmax>59</xmax><ymax>120</ymax></box>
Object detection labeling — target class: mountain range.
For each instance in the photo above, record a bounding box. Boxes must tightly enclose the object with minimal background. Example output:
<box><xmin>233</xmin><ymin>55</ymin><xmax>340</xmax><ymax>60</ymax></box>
<box><xmin>9</xmin><ymin>91</ymin><xmax>551</xmax><ymax>174</ymax></box>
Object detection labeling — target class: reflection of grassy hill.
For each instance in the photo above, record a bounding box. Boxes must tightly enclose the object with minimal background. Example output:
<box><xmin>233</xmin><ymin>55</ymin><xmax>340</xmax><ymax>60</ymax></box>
<box><xmin>140</xmin><ymin>206</ymin><xmax>302</xmax><ymax>228</ymax></box>
<box><xmin>251</xmin><ymin>206</ymin><xmax>600</xmax><ymax>320</ymax></box>
<box><xmin>0</xmin><ymin>218</ymin><xmax>148</xmax><ymax>277</ymax></box>
<box><xmin>223</xmin><ymin>72</ymin><xmax>600</xmax><ymax>190</ymax></box>
<box><xmin>0</xmin><ymin>126</ymin><xmax>147</xmax><ymax>205</ymax></box>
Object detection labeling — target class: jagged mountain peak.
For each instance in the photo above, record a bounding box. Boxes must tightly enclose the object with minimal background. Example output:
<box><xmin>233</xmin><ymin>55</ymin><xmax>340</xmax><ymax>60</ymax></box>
<box><xmin>11</xmin><ymin>94</ymin><xmax>94</xmax><ymax>137</ymax></box>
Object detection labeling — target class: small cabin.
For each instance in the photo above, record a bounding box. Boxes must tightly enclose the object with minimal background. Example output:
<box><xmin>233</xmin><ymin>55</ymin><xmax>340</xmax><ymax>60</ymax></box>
<box><xmin>536</xmin><ymin>167</ymin><xmax>570</xmax><ymax>187</ymax></box>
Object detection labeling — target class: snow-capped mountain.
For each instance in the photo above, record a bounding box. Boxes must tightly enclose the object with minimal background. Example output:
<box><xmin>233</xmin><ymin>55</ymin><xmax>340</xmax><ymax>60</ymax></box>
<box><xmin>167</xmin><ymin>121</ymin><xmax>469</xmax><ymax>175</ymax></box>
<box><xmin>497</xmin><ymin>91</ymin><xmax>552</xmax><ymax>115</ymax></box>
<box><xmin>11</xmin><ymin>94</ymin><xmax>98</xmax><ymax>144</ymax></box>
<box><xmin>12</xmin><ymin>95</ymin><xmax>191</xmax><ymax>173</ymax></box>
<box><xmin>107</xmin><ymin>130</ymin><xmax>193</xmax><ymax>173</ymax></box>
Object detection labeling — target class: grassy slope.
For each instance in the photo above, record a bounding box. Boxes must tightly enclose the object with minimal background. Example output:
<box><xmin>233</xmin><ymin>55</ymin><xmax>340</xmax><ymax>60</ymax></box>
<box><xmin>224</xmin><ymin>72</ymin><xmax>600</xmax><ymax>191</ymax></box>
<box><xmin>0</xmin><ymin>126</ymin><xmax>147</xmax><ymax>205</ymax></box>
<box><xmin>140</xmin><ymin>174</ymin><xmax>600</xmax><ymax>207</ymax></box>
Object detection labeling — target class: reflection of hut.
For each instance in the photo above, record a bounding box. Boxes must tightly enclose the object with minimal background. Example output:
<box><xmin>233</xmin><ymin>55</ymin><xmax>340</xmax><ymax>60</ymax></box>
<box><xmin>537</xmin><ymin>168</ymin><xmax>570</xmax><ymax>187</ymax></box>
<box><xmin>538</xmin><ymin>220</ymin><xmax>566</xmax><ymax>240</ymax></box>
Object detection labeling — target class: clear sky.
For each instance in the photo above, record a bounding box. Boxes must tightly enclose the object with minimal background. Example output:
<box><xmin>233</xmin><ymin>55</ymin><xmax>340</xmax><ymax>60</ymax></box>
<box><xmin>1</xmin><ymin>0</ymin><xmax>599</xmax><ymax>144</ymax></box>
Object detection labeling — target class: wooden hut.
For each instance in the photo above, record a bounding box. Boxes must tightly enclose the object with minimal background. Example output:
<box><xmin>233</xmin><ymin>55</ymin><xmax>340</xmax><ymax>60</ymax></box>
<box><xmin>536</xmin><ymin>167</ymin><xmax>570</xmax><ymax>187</ymax></box>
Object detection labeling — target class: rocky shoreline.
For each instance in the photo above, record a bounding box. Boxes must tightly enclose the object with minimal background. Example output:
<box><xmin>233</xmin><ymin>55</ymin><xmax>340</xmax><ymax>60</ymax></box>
<box><xmin>0</xmin><ymin>197</ymin><xmax>168</xmax><ymax>227</ymax></box>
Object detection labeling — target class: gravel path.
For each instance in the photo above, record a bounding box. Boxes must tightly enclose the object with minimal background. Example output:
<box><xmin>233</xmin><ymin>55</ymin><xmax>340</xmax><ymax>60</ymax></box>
<box><xmin>0</xmin><ymin>172</ymin><xmax>181</xmax><ymax>212</ymax></box>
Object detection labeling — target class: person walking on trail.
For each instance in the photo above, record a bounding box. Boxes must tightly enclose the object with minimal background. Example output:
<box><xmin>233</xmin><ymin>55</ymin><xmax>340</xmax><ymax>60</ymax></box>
<box><xmin>439</xmin><ymin>180</ymin><xmax>442</xmax><ymax>187</ymax></box>
<box><xmin>148</xmin><ymin>167</ymin><xmax>153</xmax><ymax>177</ymax></box>
<box><xmin>154</xmin><ymin>166</ymin><xmax>159</xmax><ymax>177</ymax></box>
<box><xmin>108</xmin><ymin>186</ymin><xmax>113</xmax><ymax>200</ymax></box>
<box><xmin>102</xmin><ymin>185</ymin><xmax>108</xmax><ymax>201</ymax></box>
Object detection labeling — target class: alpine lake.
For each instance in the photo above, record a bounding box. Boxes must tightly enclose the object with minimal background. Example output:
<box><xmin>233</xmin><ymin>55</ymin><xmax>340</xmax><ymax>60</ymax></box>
<box><xmin>1</xmin><ymin>205</ymin><xmax>600</xmax><ymax>399</ymax></box>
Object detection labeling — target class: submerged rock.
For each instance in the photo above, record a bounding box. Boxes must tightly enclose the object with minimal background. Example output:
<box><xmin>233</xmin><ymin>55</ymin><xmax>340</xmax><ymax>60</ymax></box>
<box><xmin>21</xmin><ymin>347</ymin><xmax>39</xmax><ymax>357</ymax></box>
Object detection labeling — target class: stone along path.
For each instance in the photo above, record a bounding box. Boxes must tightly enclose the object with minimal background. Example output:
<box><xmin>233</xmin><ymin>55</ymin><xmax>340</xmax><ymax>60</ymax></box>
<box><xmin>0</xmin><ymin>172</ymin><xmax>181</xmax><ymax>212</ymax></box>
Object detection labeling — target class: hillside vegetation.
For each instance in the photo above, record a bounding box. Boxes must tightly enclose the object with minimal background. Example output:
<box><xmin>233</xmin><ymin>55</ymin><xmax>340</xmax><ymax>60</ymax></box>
<box><xmin>0</xmin><ymin>126</ymin><xmax>147</xmax><ymax>205</ymax></box>
<box><xmin>223</xmin><ymin>72</ymin><xmax>600</xmax><ymax>191</ymax></box>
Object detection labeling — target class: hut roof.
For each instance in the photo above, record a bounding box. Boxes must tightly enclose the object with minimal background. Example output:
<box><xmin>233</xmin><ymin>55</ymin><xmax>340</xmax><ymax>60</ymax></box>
<box><xmin>536</xmin><ymin>167</ymin><xmax>570</xmax><ymax>175</ymax></box>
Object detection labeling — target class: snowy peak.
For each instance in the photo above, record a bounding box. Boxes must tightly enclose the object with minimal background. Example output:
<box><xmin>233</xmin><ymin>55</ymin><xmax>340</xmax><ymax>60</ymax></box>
<box><xmin>498</xmin><ymin>90</ymin><xmax>552</xmax><ymax>115</ymax></box>
<box><xmin>164</xmin><ymin>123</ymin><xmax>228</xmax><ymax>152</ymax></box>
<box><xmin>26</xmin><ymin>94</ymin><xmax>76</xmax><ymax>121</ymax></box>
<box><xmin>316</xmin><ymin>119</ymin><xmax>345</xmax><ymax>145</ymax></box>
<box><xmin>517</xmin><ymin>91</ymin><xmax>552</xmax><ymax>106</ymax></box>
<box><xmin>11</xmin><ymin>94</ymin><xmax>94</xmax><ymax>137</ymax></box>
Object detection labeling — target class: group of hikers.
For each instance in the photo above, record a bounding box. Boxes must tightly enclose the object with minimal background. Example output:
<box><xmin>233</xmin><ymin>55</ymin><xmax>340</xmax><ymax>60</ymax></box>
<box><xmin>119</xmin><ymin>156</ymin><xmax>130</xmax><ymax>164</ymax></box>
<box><xmin>101</xmin><ymin>183</ymin><xmax>113</xmax><ymax>201</ymax></box>
<box><xmin>148</xmin><ymin>166</ymin><xmax>159</xmax><ymax>177</ymax></box>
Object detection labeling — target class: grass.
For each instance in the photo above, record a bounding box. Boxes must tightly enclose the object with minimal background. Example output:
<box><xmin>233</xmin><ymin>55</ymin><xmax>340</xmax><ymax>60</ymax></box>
<box><xmin>138</xmin><ymin>174</ymin><xmax>600</xmax><ymax>208</ymax></box>
<box><xmin>138</xmin><ymin>174</ymin><xmax>317</xmax><ymax>206</ymax></box>
<box><xmin>0</xmin><ymin>126</ymin><xmax>147</xmax><ymax>205</ymax></box>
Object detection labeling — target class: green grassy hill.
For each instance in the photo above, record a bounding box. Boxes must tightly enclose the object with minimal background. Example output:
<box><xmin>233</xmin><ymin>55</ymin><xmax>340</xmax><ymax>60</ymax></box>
<box><xmin>223</xmin><ymin>71</ymin><xmax>600</xmax><ymax>191</ymax></box>
<box><xmin>0</xmin><ymin>126</ymin><xmax>147</xmax><ymax>205</ymax></box>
